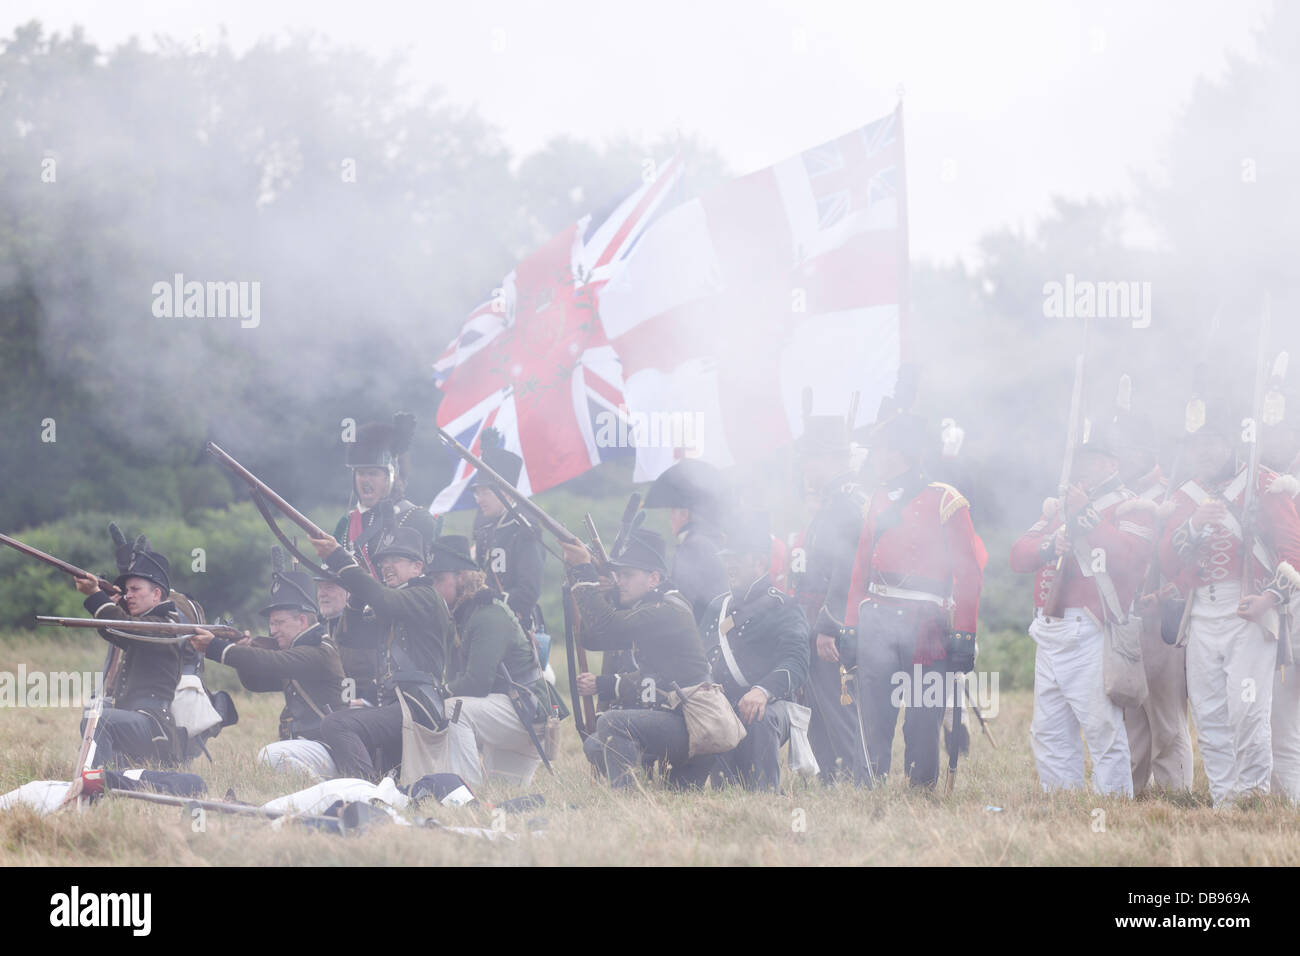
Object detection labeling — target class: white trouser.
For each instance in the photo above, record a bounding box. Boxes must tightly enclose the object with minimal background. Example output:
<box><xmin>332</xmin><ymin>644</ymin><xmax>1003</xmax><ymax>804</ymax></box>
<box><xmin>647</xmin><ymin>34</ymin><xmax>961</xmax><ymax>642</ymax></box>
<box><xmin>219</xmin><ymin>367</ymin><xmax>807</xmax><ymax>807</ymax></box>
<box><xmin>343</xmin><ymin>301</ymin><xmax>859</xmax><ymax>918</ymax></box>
<box><xmin>447</xmin><ymin>693</ymin><xmax>543</xmax><ymax>787</ymax></box>
<box><xmin>1270</xmin><ymin>596</ymin><xmax>1300</xmax><ymax>802</ymax></box>
<box><xmin>1123</xmin><ymin>619</ymin><xmax>1193</xmax><ymax>793</ymax></box>
<box><xmin>258</xmin><ymin>740</ymin><xmax>339</xmax><ymax>782</ymax></box>
<box><xmin>1029</xmin><ymin>609</ymin><xmax>1134</xmax><ymax>797</ymax></box>
<box><xmin>1185</xmin><ymin>582</ymin><xmax>1275</xmax><ymax>806</ymax></box>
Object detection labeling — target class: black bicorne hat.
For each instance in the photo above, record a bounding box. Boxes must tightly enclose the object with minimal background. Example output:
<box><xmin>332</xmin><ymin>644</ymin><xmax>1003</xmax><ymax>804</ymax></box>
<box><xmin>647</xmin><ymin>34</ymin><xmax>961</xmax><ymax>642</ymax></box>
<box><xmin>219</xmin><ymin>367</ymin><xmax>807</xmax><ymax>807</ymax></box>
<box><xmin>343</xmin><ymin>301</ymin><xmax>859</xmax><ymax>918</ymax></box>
<box><xmin>471</xmin><ymin>428</ymin><xmax>523</xmax><ymax>488</ymax></box>
<box><xmin>609</xmin><ymin>529</ymin><xmax>669</xmax><ymax>576</ymax></box>
<box><xmin>261</xmin><ymin>569</ymin><xmax>320</xmax><ymax>617</ymax></box>
<box><xmin>427</xmin><ymin>535</ymin><xmax>479</xmax><ymax>574</ymax></box>
<box><xmin>114</xmin><ymin>546</ymin><xmax>171</xmax><ymax>595</ymax></box>
<box><xmin>643</xmin><ymin>459</ymin><xmax>726</xmax><ymax>523</ymax></box>
<box><xmin>371</xmin><ymin>526</ymin><xmax>428</xmax><ymax>565</ymax></box>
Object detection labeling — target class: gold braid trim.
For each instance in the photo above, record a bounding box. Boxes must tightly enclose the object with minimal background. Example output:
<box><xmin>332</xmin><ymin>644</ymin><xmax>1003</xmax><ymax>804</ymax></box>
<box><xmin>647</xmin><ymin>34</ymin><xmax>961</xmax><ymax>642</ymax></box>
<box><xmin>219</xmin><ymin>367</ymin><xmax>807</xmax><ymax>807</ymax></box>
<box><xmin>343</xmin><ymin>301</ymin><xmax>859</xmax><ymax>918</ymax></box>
<box><xmin>930</xmin><ymin>482</ymin><xmax>969</xmax><ymax>524</ymax></box>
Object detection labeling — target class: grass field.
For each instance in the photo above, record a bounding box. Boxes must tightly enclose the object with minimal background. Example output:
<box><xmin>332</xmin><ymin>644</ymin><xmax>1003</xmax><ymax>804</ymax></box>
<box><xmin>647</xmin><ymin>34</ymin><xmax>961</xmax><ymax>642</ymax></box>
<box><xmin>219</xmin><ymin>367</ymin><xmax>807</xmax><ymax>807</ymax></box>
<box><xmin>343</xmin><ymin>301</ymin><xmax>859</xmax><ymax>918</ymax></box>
<box><xmin>3</xmin><ymin>629</ymin><xmax>1300</xmax><ymax>867</ymax></box>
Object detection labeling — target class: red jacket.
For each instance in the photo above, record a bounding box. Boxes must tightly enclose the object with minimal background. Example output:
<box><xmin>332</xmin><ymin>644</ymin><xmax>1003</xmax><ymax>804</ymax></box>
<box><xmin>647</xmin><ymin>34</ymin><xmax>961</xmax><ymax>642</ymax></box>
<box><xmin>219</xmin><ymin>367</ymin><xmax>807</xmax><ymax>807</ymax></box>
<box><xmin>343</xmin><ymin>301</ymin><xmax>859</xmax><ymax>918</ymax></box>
<box><xmin>1010</xmin><ymin>477</ymin><xmax>1155</xmax><ymax>621</ymax></box>
<box><xmin>842</xmin><ymin>479</ymin><xmax>985</xmax><ymax>634</ymax></box>
<box><xmin>1158</xmin><ymin>466</ymin><xmax>1300</xmax><ymax>596</ymax></box>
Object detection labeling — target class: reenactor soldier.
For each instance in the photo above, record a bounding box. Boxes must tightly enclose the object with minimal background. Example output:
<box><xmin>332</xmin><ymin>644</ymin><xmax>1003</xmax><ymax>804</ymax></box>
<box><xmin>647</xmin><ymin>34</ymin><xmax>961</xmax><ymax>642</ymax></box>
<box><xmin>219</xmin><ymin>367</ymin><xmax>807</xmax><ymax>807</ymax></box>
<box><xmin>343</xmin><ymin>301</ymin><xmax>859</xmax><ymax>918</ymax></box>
<box><xmin>790</xmin><ymin>412</ymin><xmax>867</xmax><ymax>783</ymax></box>
<box><xmin>109</xmin><ymin>525</ymin><xmax>227</xmax><ymax>756</ymax></box>
<box><xmin>189</xmin><ymin>566</ymin><xmax>346</xmax><ymax>781</ymax></box>
<box><xmin>1110</xmin><ymin>402</ymin><xmax>1195</xmax><ymax>794</ymax></box>
<box><xmin>702</xmin><ymin>514</ymin><xmax>810</xmax><ymax>791</ymax></box>
<box><xmin>825</xmin><ymin>410</ymin><xmax>985</xmax><ymax>789</ymax></box>
<box><xmin>561</xmin><ymin>530</ymin><xmax>711</xmax><ymax>789</ymax></box>
<box><xmin>470</xmin><ymin>429</ymin><xmax>547</xmax><ymax>635</ymax></box>
<box><xmin>73</xmin><ymin>546</ymin><xmax>183</xmax><ymax>767</ymax></box>
<box><xmin>643</xmin><ymin>458</ymin><xmax>730</xmax><ymax>623</ymax></box>
<box><xmin>1262</xmin><ymin>395</ymin><xmax>1300</xmax><ymax>802</ymax></box>
<box><xmin>435</xmin><ymin>535</ymin><xmax>559</xmax><ymax>786</ymax></box>
<box><xmin>310</xmin><ymin>526</ymin><xmax>454</xmax><ymax>782</ymax></box>
<box><xmin>318</xmin><ymin>572</ymin><xmax>379</xmax><ymax>706</ymax></box>
<box><xmin>333</xmin><ymin>412</ymin><xmax>439</xmax><ymax>579</ymax></box>
<box><xmin>1012</xmin><ymin>424</ymin><xmax>1155</xmax><ymax>797</ymax></box>
<box><xmin>1158</xmin><ymin>400</ymin><xmax>1300</xmax><ymax>805</ymax></box>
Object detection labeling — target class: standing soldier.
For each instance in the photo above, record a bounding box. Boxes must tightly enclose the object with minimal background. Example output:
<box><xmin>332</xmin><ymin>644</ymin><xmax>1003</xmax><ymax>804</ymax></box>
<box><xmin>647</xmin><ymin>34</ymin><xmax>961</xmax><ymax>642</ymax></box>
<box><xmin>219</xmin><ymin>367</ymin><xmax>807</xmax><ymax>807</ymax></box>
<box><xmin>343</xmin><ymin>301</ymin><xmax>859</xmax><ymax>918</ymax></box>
<box><xmin>73</xmin><ymin>545</ymin><xmax>183</xmax><ymax>767</ymax></box>
<box><xmin>789</xmin><ymin>414</ymin><xmax>865</xmax><ymax>783</ymax></box>
<box><xmin>469</xmin><ymin>429</ymin><xmax>547</xmax><ymax>636</ymax></box>
<box><xmin>826</xmin><ymin>410</ymin><xmax>985</xmax><ymax>789</ymax></box>
<box><xmin>310</xmin><ymin>527</ymin><xmax>453</xmax><ymax>782</ymax></box>
<box><xmin>643</xmin><ymin>459</ymin><xmax>730</xmax><ymax>623</ymax></box>
<box><xmin>702</xmin><ymin>514</ymin><xmax>810</xmax><ymax>791</ymax></box>
<box><xmin>333</xmin><ymin>412</ymin><xmax>439</xmax><ymax>578</ymax></box>
<box><xmin>1159</xmin><ymin>400</ymin><xmax>1300</xmax><ymax>805</ymax></box>
<box><xmin>561</xmin><ymin>530</ymin><xmax>711</xmax><ymax>789</ymax></box>
<box><xmin>189</xmin><ymin>566</ymin><xmax>346</xmax><ymax>780</ymax></box>
<box><xmin>434</xmin><ymin>536</ymin><xmax>559</xmax><ymax>786</ymax></box>
<box><xmin>1012</xmin><ymin>425</ymin><xmax>1152</xmax><ymax>797</ymax></box>
<box><xmin>1111</xmin><ymin>404</ymin><xmax>1195</xmax><ymax>794</ymax></box>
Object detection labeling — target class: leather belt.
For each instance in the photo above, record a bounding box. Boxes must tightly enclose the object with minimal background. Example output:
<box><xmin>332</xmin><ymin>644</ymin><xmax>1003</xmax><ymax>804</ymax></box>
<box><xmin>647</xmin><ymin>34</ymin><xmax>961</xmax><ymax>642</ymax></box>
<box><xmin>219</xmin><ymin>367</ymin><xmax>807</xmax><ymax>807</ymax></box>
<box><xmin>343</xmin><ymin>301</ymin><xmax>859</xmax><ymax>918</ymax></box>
<box><xmin>868</xmin><ymin>582</ymin><xmax>950</xmax><ymax>607</ymax></box>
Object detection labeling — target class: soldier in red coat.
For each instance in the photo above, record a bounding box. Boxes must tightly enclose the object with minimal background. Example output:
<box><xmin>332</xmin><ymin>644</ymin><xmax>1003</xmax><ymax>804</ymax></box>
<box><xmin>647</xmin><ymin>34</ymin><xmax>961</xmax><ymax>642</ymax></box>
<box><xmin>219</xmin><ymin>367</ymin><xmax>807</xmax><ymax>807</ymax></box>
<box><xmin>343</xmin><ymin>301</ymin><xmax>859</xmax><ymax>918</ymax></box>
<box><xmin>1263</xmin><ymin>414</ymin><xmax>1300</xmax><ymax>801</ymax></box>
<box><xmin>1011</xmin><ymin>424</ymin><xmax>1154</xmax><ymax>796</ymax></box>
<box><xmin>823</xmin><ymin>412</ymin><xmax>985</xmax><ymax>789</ymax></box>
<box><xmin>1159</xmin><ymin>401</ymin><xmax>1300</xmax><ymax>805</ymax></box>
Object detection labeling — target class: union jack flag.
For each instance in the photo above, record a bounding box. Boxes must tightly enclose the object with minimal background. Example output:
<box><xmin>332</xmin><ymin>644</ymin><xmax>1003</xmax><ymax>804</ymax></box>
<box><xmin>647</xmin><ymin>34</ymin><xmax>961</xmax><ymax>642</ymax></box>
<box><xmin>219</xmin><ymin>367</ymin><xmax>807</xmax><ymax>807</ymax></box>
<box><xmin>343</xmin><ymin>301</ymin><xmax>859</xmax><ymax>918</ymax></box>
<box><xmin>431</xmin><ymin>157</ymin><xmax>684</xmax><ymax>512</ymax></box>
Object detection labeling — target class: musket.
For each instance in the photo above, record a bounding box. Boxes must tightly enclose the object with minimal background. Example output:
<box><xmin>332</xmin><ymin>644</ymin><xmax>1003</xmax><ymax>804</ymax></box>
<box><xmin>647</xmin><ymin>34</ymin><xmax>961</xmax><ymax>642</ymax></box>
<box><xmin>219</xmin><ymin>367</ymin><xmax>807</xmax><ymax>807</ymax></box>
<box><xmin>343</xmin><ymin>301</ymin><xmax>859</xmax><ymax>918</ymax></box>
<box><xmin>561</xmin><ymin>581</ymin><xmax>592</xmax><ymax>741</ymax></box>
<box><xmin>498</xmin><ymin>663</ymin><xmax>554</xmax><ymax>775</ymax></box>
<box><xmin>205</xmin><ymin>441</ymin><xmax>337</xmax><ymax>576</ymax></box>
<box><xmin>37</xmin><ymin>616</ymin><xmax>241</xmax><ymax>644</ymax></box>
<box><xmin>609</xmin><ymin>493</ymin><xmax>643</xmax><ymax>559</ymax></box>
<box><xmin>0</xmin><ymin>533</ymin><xmax>118</xmax><ymax>594</ymax></box>
<box><xmin>435</xmin><ymin>428</ymin><xmax>580</xmax><ymax>545</ymax></box>
<box><xmin>1042</xmin><ymin>326</ymin><xmax>1090</xmax><ymax>619</ymax></box>
<box><xmin>56</xmin><ymin>698</ymin><xmax>105</xmax><ymax>812</ymax></box>
<box><xmin>584</xmin><ymin>514</ymin><xmax>611</xmax><ymax>568</ymax></box>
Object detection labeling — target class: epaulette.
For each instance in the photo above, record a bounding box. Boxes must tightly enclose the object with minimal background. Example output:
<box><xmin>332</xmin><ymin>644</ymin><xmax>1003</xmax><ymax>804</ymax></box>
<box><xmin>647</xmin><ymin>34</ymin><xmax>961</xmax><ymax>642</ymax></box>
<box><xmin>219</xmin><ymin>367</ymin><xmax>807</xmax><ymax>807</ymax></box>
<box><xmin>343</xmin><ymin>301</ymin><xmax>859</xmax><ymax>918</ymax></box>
<box><xmin>1116</xmin><ymin>498</ymin><xmax>1158</xmax><ymax>516</ymax></box>
<box><xmin>929</xmin><ymin>482</ymin><xmax>969</xmax><ymax>524</ymax></box>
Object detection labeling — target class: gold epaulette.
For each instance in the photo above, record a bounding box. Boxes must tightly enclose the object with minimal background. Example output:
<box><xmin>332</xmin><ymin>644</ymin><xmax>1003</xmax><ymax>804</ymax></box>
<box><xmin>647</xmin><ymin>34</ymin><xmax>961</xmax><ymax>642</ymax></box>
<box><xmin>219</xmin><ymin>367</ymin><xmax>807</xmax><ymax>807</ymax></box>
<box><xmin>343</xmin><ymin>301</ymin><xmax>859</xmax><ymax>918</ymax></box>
<box><xmin>929</xmin><ymin>482</ymin><xmax>969</xmax><ymax>524</ymax></box>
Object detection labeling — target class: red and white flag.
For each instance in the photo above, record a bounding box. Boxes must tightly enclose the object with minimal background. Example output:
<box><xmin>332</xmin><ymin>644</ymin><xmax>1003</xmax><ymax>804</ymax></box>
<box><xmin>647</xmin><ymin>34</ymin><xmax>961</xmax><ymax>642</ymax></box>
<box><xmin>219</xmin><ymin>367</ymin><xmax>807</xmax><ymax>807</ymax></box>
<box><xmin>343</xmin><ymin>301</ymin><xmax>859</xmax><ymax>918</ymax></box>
<box><xmin>430</xmin><ymin>157</ymin><xmax>684</xmax><ymax>512</ymax></box>
<box><xmin>599</xmin><ymin>106</ymin><xmax>908</xmax><ymax>480</ymax></box>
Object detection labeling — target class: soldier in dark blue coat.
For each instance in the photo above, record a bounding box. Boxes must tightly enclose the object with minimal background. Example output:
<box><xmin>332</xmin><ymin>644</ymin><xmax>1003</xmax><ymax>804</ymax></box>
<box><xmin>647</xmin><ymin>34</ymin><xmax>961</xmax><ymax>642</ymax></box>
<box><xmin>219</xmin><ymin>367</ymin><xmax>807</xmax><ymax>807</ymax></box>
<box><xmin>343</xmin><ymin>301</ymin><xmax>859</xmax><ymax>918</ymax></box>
<box><xmin>702</xmin><ymin>513</ymin><xmax>810</xmax><ymax>791</ymax></box>
<box><xmin>643</xmin><ymin>459</ymin><xmax>730</xmax><ymax>624</ymax></box>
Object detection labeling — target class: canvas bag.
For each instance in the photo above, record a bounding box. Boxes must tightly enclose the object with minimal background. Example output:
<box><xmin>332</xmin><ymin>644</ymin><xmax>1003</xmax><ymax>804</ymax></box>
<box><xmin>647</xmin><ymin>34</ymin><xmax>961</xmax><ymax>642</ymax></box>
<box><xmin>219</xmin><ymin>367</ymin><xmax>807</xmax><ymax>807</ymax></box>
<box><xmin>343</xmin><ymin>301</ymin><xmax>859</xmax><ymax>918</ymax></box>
<box><xmin>784</xmin><ymin>701</ymin><xmax>819</xmax><ymax>777</ymax></box>
<box><xmin>396</xmin><ymin>690</ymin><xmax>482</xmax><ymax>787</ymax></box>
<box><xmin>672</xmin><ymin>682</ymin><xmax>747</xmax><ymax>758</ymax></box>
<box><xmin>1075</xmin><ymin>540</ymin><xmax>1148</xmax><ymax>709</ymax></box>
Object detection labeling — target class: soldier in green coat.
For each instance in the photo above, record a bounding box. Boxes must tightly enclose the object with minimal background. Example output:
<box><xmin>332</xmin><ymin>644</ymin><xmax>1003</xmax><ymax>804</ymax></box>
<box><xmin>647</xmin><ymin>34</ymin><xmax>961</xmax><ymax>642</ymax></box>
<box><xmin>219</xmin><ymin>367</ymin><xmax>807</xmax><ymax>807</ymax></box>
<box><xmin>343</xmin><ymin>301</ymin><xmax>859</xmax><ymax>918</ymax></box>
<box><xmin>434</xmin><ymin>536</ymin><xmax>558</xmax><ymax>786</ymax></box>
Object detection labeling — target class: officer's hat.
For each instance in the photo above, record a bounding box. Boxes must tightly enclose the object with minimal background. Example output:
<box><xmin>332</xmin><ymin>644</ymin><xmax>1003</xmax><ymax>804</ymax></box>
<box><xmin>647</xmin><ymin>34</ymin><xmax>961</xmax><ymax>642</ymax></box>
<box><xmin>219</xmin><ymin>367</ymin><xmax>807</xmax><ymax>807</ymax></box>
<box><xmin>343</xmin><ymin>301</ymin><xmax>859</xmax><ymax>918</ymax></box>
<box><xmin>347</xmin><ymin>412</ymin><xmax>417</xmax><ymax>481</ymax></box>
<box><xmin>427</xmin><ymin>535</ymin><xmax>479</xmax><ymax>574</ymax></box>
<box><xmin>371</xmin><ymin>526</ymin><xmax>427</xmax><ymax>565</ymax></box>
<box><xmin>719</xmin><ymin>511</ymin><xmax>773</xmax><ymax>559</ymax></box>
<box><xmin>864</xmin><ymin>400</ymin><xmax>931</xmax><ymax>461</ymax></box>
<box><xmin>608</xmin><ymin>529</ymin><xmax>669</xmax><ymax>576</ymax></box>
<box><xmin>643</xmin><ymin>459</ymin><xmax>725</xmax><ymax>522</ymax></box>
<box><xmin>1076</xmin><ymin>418</ymin><xmax>1121</xmax><ymax>460</ymax></box>
<box><xmin>1183</xmin><ymin>395</ymin><xmax>1239</xmax><ymax>442</ymax></box>
<box><xmin>261</xmin><ymin>569</ymin><xmax>320</xmax><ymax>617</ymax></box>
<box><xmin>470</xmin><ymin>428</ymin><xmax>523</xmax><ymax>488</ymax></box>
<box><xmin>114</xmin><ymin>546</ymin><xmax>171</xmax><ymax>595</ymax></box>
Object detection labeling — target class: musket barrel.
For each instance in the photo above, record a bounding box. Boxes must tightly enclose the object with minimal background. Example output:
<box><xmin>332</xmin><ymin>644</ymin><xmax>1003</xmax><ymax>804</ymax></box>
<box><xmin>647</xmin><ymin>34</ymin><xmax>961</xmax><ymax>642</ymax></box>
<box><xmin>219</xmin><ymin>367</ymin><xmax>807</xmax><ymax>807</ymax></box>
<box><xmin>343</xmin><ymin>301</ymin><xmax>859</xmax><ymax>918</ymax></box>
<box><xmin>36</xmin><ymin>616</ymin><xmax>240</xmax><ymax>639</ymax></box>
<box><xmin>435</xmin><ymin>428</ymin><xmax>580</xmax><ymax>544</ymax></box>
<box><xmin>206</xmin><ymin>442</ymin><xmax>328</xmax><ymax>538</ymax></box>
<box><xmin>0</xmin><ymin>533</ymin><xmax>116</xmax><ymax>591</ymax></box>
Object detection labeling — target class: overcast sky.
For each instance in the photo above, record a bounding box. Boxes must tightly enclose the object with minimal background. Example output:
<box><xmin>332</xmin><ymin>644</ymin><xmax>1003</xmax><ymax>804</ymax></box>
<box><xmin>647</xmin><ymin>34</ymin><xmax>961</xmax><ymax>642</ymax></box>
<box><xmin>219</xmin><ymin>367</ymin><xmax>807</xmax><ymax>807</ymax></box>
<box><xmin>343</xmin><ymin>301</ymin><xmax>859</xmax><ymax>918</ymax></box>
<box><xmin>7</xmin><ymin>0</ymin><xmax>1273</xmax><ymax>264</ymax></box>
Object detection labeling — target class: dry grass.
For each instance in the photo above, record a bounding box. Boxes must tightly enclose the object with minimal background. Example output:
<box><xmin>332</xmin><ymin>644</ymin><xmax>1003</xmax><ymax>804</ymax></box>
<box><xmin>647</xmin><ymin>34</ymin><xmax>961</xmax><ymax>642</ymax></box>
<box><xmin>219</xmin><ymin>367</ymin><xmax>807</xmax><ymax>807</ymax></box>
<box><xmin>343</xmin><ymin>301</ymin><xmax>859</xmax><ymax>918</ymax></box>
<box><xmin>3</xmin><ymin>630</ymin><xmax>1300</xmax><ymax>866</ymax></box>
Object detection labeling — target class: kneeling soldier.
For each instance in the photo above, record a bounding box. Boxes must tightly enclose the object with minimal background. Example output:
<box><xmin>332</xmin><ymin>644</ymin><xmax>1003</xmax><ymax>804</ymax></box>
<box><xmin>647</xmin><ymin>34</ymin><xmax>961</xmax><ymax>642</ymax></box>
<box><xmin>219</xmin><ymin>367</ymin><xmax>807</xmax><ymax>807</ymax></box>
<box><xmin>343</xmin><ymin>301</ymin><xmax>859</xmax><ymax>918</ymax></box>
<box><xmin>562</xmin><ymin>530</ymin><xmax>711</xmax><ymax>789</ymax></box>
<box><xmin>74</xmin><ymin>546</ymin><xmax>183</xmax><ymax>767</ymax></box>
<box><xmin>702</xmin><ymin>514</ymin><xmax>810</xmax><ymax>791</ymax></box>
<box><xmin>190</xmin><ymin>566</ymin><xmax>346</xmax><ymax>781</ymax></box>
<box><xmin>435</xmin><ymin>536</ymin><xmax>558</xmax><ymax>786</ymax></box>
<box><xmin>310</xmin><ymin>526</ymin><xmax>453</xmax><ymax>782</ymax></box>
